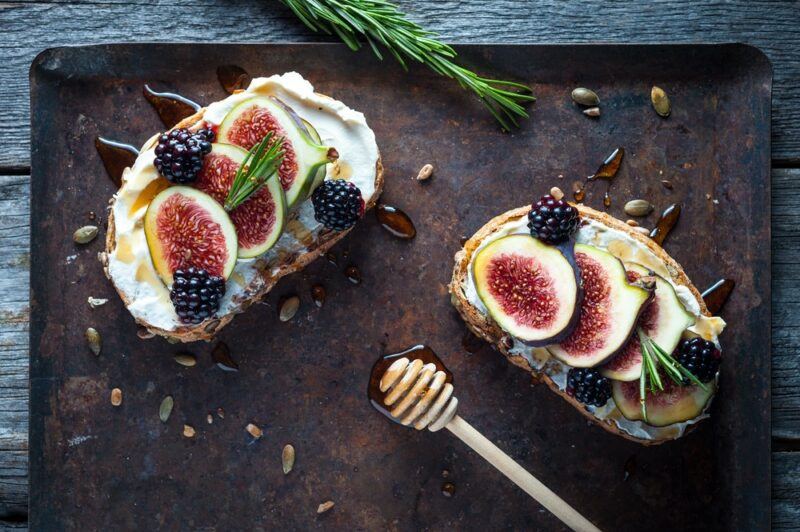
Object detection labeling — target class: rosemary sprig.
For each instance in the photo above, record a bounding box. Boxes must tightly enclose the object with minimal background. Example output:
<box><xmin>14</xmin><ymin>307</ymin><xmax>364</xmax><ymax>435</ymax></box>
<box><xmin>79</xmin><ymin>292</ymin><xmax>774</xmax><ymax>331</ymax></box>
<box><xmin>279</xmin><ymin>0</ymin><xmax>535</xmax><ymax>131</ymax></box>
<box><xmin>224</xmin><ymin>133</ymin><xmax>285</xmax><ymax>211</ymax></box>
<box><xmin>637</xmin><ymin>329</ymin><xmax>709</xmax><ymax>422</ymax></box>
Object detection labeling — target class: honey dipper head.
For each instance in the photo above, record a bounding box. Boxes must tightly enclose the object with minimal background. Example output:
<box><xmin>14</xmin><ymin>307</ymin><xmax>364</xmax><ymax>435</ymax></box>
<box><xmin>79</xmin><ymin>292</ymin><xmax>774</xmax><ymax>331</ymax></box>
<box><xmin>372</xmin><ymin>356</ymin><xmax>458</xmax><ymax>432</ymax></box>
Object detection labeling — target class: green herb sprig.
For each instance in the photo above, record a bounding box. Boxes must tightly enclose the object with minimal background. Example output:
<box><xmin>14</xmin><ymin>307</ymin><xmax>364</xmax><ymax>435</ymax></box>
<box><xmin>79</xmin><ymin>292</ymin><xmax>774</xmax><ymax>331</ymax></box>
<box><xmin>279</xmin><ymin>0</ymin><xmax>535</xmax><ymax>131</ymax></box>
<box><xmin>637</xmin><ymin>330</ymin><xmax>708</xmax><ymax>422</ymax></box>
<box><xmin>224</xmin><ymin>132</ymin><xmax>285</xmax><ymax>211</ymax></box>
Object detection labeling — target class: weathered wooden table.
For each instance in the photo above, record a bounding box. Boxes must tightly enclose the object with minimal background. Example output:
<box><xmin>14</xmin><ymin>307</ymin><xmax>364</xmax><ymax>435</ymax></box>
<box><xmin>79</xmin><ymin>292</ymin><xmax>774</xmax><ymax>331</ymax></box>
<box><xmin>1</xmin><ymin>1</ymin><xmax>798</xmax><ymax>529</ymax></box>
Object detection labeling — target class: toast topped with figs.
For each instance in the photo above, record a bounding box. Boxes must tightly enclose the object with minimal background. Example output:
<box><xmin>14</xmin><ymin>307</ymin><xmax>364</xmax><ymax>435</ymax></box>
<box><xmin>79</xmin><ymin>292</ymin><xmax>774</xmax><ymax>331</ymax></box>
<box><xmin>449</xmin><ymin>193</ymin><xmax>726</xmax><ymax>445</ymax></box>
<box><xmin>100</xmin><ymin>73</ymin><xmax>383</xmax><ymax>342</ymax></box>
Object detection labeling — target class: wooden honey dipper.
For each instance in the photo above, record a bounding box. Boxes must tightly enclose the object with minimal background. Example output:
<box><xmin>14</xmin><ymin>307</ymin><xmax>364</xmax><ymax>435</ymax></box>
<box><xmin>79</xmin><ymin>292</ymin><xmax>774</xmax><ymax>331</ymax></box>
<box><xmin>368</xmin><ymin>346</ymin><xmax>600</xmax><ymax>532</ymax></box>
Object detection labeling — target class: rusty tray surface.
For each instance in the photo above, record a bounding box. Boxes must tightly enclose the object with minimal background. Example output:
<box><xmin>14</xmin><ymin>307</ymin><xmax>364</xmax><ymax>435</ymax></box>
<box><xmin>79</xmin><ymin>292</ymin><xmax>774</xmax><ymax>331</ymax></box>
<box><xmin>29</xmin><ymin>44</ymin><xmax>771</xmax><ymax>530</ymax></box>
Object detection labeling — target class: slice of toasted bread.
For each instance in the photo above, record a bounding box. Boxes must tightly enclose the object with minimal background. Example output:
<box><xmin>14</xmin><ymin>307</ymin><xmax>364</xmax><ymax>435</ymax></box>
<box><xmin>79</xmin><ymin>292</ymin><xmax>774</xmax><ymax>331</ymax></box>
<box><xmin>448</xmin><ymin>204</ymin><xmax>711</xmax><ymax>445</ymax></box>
<box><xmin>101</xmin><ymin>106</ymin><xmax>384</xmax><ymax>343</ymax></box>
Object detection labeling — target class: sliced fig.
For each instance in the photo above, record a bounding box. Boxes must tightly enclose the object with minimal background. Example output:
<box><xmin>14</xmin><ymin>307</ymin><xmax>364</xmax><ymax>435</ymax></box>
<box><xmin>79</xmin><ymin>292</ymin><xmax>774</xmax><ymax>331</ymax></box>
<box><xmin>601</xmin><ymin>264</ymin><xmax>696</xmax><ymax>381</ymax></box>
<box><xmin>195</xmin><ymin>143</ymin><xmax>287</xmax><ymax>258</ymax></box>
<box><xmin>217</xmin><ymin>96</ymin><xmax>337</xmax><ymax>207</ymax></box>
<box><xmin>472</xmin><ymin>235</ymin><xmax>581</xmax><ymax>345</ymax></box>
<box><xmin>612</xmin><ymin>378</ymin><xmax>714</xmax><ymax>427</ymax></box>
<box><xmin>548</xmin><ymin>244</ymin><xmax>651</xmax><ymax>367</ymax></box>
<box><xmin>144</xmin><ymin>186</ymin><xmax>238</xmax><ymax>285</ymax></box>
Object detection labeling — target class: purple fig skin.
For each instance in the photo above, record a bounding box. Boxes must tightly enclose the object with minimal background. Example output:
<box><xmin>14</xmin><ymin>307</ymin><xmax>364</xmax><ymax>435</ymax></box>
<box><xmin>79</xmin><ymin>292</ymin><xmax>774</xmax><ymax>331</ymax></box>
<box><xmin>520</xmin><ymin>240</ymin><xmax>584</xmax><ymax>348</ymax></box>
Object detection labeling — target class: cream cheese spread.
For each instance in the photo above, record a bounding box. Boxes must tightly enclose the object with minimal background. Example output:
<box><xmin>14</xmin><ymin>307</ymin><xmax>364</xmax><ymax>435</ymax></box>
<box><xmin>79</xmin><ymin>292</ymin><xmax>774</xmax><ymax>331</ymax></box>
<box><xmin>107</xmin><ymin>73</ymin><xmax>379</xmax><ymax>331</ymax></box>
<box><xmin>462</xmin><ymin>213</ymin><xmax>726</xmax><ymax>441</ymax></box>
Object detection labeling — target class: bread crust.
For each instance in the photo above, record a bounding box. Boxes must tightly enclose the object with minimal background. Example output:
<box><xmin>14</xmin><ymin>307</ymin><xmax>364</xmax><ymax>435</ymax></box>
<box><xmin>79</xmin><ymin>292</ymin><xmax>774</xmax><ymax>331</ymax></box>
<box><xmin>448</xmin><ymin>204</ymin><xmax>711</xmax><ymax>445</ymax></box>
<box><xmin>101</xmin><ymin>107</ymin><xmax>384</xmax><ymax>343</ymax></box>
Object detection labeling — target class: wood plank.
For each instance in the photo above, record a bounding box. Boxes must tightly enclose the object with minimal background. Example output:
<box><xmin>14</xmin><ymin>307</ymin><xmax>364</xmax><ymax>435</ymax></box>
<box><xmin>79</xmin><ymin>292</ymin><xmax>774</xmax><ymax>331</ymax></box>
<box><xmin>1</xmin><ymin>0</ymin><xmax>800</xmax><ymax>168</ymax></box>
<box><xmin>773</xmin><ymin>452</ymin><xmax>800</xmax><ymax>529</ymax></box>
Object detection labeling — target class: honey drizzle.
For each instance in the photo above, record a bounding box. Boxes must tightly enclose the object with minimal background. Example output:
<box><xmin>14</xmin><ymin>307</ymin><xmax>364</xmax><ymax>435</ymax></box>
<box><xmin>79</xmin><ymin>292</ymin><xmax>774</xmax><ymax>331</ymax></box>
<box><xmin>217</xmin><ymin>65</ymin><xmax>252</xmax><ymax>94</ymax></box>
<box><xmin>95</xmin><ymin>137</ymin><xmax>138</xmax><ymax>187</ymax></box>
<box><xmin>143</xmin><ymin>84</ymin><xmax>201</xmax><ymax>128</ymax></box>
<box><xmin>649</xmin><ymin>203</ymin><xmax>681</xmax><ymax>245</ymax></box>
<box><xmin>375</xmin><ymin>204</ymin><xmax>416</xmax><ymax>239</ymax></box>
<box><xmin>701</xmin><ymin>279</ymin><xmax>735</xmax><ymax>314</ymax></box>
<box><xmin>129</xmin><ymin>178</ymin><xmax>170</xmax><ymax>216</ymax></box>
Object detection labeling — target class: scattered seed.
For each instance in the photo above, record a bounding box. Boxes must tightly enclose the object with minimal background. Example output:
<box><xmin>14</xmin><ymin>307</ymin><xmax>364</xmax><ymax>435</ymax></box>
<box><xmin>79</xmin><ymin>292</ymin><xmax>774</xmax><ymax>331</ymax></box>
<box><xmin>282</xmin><ymin>444</ymin><xmax>296</xmax><ymax>474</ymax></box>
<box><xmin>416</xmin><ymin>163</ymin><xmax>434</xmax><ymax>181</ymax></box>
<box><xmin>211</xmin><ymin>342</ymin><xmax>238</xmax><ymax>371</ymax></box>
<box><xmin>110</xmin><ymin>388</ymin><xmax>122</xmax><ymax>406</ymax></box>
<box><xmin>626</xmin><ymin>219</ymin><xmax>639</xmax><ymax>227</ymax></box>
<box><xmin>85</xmin><ymin>327</ymin><xmax>101</xmax><ymax>356</ymax></box>
<box><xmin>279</xmin><ymin>295</ymin><xmax>300</xmax><ymax>322</ymax></box>
<box><xmin>583</xmin><ymin>106</ymin><xmax>601</xmax><ymax>117</ymax></box>
<box><xmin>159</xmin><ymin>396</ymin><xmax>174</xmax><ymax>422</ymax></box>
<box><xmin>661</xmin><ymin>180</ymin><xmax>674</xmax><ymax>190</ymax></box>
<box><xmin>549</xmin><ymin>186</ymin><xmax>564</xmax><ymax>200</ymax></box>
<box><xmin>571</xmin><ymin>87</ymin><xmax>600</xmax><ymax>107</ymax></box>
<box><xmin>317</xmin><ymin>501</ymin><xmax>335</xmax><ymax>514</ymax></box>
<box><xmin>624</xmin><ymin>199</ymin><xmax>654</xmax><ymax>217</ymax></box>
<box><xmin>137</xmin><ymin>327</ymin><xmax>155</xmax><ymax>340</ymax></box>
<box><xmin>73</xmin><ymin>225</ymin><xmax>99</xmax><ymax>244</ymax></box>
<box><xmin>183</xmin><ymin>425</ymin><xmax>196</xmax><ymax>438</ymax></box>
<box><xmin>87</xmin><ymin>297</ymin><xmax>108</xmax><ymax>308</ymax></box>
<box><xmin>173</xmin><ymin>352</ymin><xmax>197</xmax><ymax>367</ymax></box>
<box><xmin>651</xmin><ymin>86</ymin><xmax>671</xmax><ymax>117</ymax></box>
<box><xmin>246</xmin><ymin>423</ymin><xmax>263</xmax><ymax>439</ymax></box>
<box><xmin>216</xmin><ymin>407</ymin><xmax>225</xmax><ymax>419</ymax></box>
<box><xmin>633</xmin><ymin>226</ymin><xmax>651</xmax><ymax>235</ymax></box>
<box><xmin>206</xmin><ymin>413</ymin><xmax>213</xmax><ymax>424</ymax></box>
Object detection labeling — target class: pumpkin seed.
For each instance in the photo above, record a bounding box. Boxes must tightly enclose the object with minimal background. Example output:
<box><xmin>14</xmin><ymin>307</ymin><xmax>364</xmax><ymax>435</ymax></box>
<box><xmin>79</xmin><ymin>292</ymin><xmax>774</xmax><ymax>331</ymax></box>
<box><xmin>73</xmin><ymin>225</ymin><xmax>99</xmax><ymax>244</ymax></box>
<box><xmin>173</xmin><ymin>352</ymin><xmax>197</xmax><ymax>367</ymax></box>
<box><xmin>317</xmin><ymin>501</ymin><xmax>335</xmax><ymax>514</ymax></box>
<box><xmin>279</xmin><ymin>295</ymin><xmax>300</xmax><ymax>322</ymax></box>
<box><xmin>159</xmin><ymin>396</ymin><xmax>174</xmax><ymax>422</ymax></box>
<box><xmin>416</xmin><ymin>163</ymin><xmax>434</xmax><ymax>181</ymax></box>
<box><xmin>85</xmin><ymin>327</ymin><xmax>101</xmax><ymax>356</ymax></box>
<box><xmin>282</xmin><ymin>444</ymin><xmax>295</xmax><ymax>474</ymax></box>
<box><xmin>87</xmin><ymin>297</ymin><xmax>108</xmax><ymax>308</ymax></box>
<box><xmin>183</xmin><ymin>424</ymin><xmax>196</xmax><ymax>438</ymax></box>
<box><xmin>583</xmin><ymin>106</ymin><xmax>601</xmax><ymax>117</ymax></box>
<box><xmin>549</xmin><ymin>186</ymin><xmax>564</xmax><ymax>201</ymax></box>
<box><xmin>246</xmin><ymin>423</ymin><xmax>263</xmax><ymax>439</ymax></box>
<box><xmin>110</xmin><ymin>388</ymin><xmax>122</xmax><ymax>406</ymax></box>
<box><xmin>624</xmin><ymin>199</ymin><xmax>654</xmax><ymax>217</ymax></box>
<box><xmin>651</xmin><ymin>86</ymin><xmax>670</xmax><ymax>117</ymax></box>
<box><xmin>571</xmin><ymin>88</ymin><xmax>600</xmax><ymax>107</ymax></box>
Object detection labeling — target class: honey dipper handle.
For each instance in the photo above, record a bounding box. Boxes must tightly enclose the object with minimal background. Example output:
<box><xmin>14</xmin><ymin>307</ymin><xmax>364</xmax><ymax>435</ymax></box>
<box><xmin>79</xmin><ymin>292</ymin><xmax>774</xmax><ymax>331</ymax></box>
<box><xmin>446</xmin><ymin>415</ymin><xmax>601</xmax><ymax>532</ymax></box>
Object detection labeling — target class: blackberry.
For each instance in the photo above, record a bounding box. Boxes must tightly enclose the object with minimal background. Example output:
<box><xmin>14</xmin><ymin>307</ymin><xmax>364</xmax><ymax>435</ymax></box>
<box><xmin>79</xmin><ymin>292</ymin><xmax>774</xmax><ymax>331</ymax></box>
<box><xmin>170</xmin><ymin>267</ymin><xmax>225</xmax><ymax>324</ymax></box>
<box><xmin>527</xmin><ymin>194</ymin><xmax>579</xmax><ymax>245</ymax></box>
<box><xmin>566</xmin><ymin>368</ymin><xmax>611</xmax><ymax>407</ymax></box>
<box><xmin>154</xmin><ymin>127</ymin><xmax>214</xmax><ymax>184</ymax></box>
<box><xmin>675</xmin><ymin>337</ymin><xmax>721</xmax><ymax>383</ymax></box>
<box><xmin>311</xmin><ymin>179</ymin><xmax>365</xmax><ymax>231</ymax></box>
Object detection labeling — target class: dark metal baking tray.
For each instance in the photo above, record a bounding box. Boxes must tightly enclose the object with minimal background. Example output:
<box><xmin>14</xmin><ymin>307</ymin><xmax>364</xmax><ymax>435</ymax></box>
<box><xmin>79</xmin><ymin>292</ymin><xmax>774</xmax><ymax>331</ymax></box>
<box><xmin>29</xmin><ymin>43</ymin><xmax>771</xmax><ymax>530</ymax></box>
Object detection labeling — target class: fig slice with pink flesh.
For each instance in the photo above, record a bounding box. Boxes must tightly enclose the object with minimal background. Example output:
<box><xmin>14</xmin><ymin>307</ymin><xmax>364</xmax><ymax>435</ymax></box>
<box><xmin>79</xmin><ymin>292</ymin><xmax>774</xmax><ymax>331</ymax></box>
<box><xmin>194</xmin><ymin>143</ymin><xmax>287</xmax><ymax>258</ymax></box>
<box><xmin>612</xmin><ymin>378</ymin><xmax>714</xmax><ymax>427</ymax></box>
<box><xmin>548</xmin><ymin>244</ymin><xmax>652</xmax><ymax>367</ymax></box>
<box><xmin>472</xmin><ymin>235</ymin><xmax>581</xmax><ymax>346</ymax></box>
<box><xmin>144</xmin><ymin>186</ymin><xmax>238</xmax><ymax>286</ymax></box>
<box><xmin>601</xmin><ymin>264</ymin><xmax>696</xmax><ymax>381</ymax></box>
<box><xmin>217</xmin><ymin>96</ymin><xmax>337</xmax><ymax>207</ymax></box>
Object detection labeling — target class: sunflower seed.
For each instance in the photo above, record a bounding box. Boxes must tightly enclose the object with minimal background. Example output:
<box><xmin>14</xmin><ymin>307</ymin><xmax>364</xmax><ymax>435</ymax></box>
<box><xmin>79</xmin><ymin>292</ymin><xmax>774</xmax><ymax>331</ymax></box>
<box><xmin>279</xmin><ymin>295</ymin><xmax>300</xmax><ymax>322</ymax></box>
<box><xmin>624</xmin><ymin>199</ymin><xmax>654</xmax><ymax>217</ymax></box>
<box><xmin>87</xmin><ymin>297</ymin><xmax>108</xmax><ymax>308</ymax></box>
<box><xmin>159</xmin><ymin>396</ymin><xmax>174</xmax><ymax>422</ymax></box>
<box><xmin>583</xmin><ymin>106</ymin><xmax>601</xmax><ymax>117</ymax></box>
<box><xmin>317</xmin><ymin>501</ymin><xmax>335</xmax><ymax>514</ymax></box>
<box><xmin>110</xmin><ymin>388</ymin><xmax>122</xmax><ymax>406</ymax></box>
<box><xmin>183</xmin><ymin>424</ymin><xmax>196</xmax><ymax>438</ymax></box>
<box><xmin>549</xmin><ymin>186</ymin><xmax>564</xmax><ymax>200</ymax></box>
<box><xmin>282</xmin><ymin>444</ymin><xmax>295</xmax><ymax>474</ymax></box>
<box><xmin>571</xmin><ymin>88</ymin><xmax>600</xmax><ymax>107</ymax></box>
<box><xmin>416</xmin><ymin>163</ymin><xmax>434</xmax><ymax>181</ymax></box>
<box><xmin>173</xmin><ymin>352</ymin><xmax>197</xmax><ymax>367</ymax></box>
<box><xmin>246</xmin><ymin>423</ymin><xmax>263</xmax><ymax>439</ymax></box>
<box><xmin>651</xmin><ymin>86</ymin><xmax>671</xmax><ymax>117</ymax></box>
<box><xmin>73</xmin><ymin>225</ymin><xmax>99</xmax><ymax>244</ymax></box>
<box><xmin>85</xmin><ymin>327</ymin><xmax>101</xmax><ymax>356</ymax></box>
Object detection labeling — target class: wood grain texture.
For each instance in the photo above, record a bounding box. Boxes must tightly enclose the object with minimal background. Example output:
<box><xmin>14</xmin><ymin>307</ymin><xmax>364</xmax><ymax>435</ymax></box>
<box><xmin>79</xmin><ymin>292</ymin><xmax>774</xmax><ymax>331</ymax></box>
<box><xmin>1</xmin><ymin>0</ymin><xmax>800</xmax><ymax>168</ymax></box>
<box><xmin>1</xmin><ymin>0</ymin><xmax>799</xmax><ymax>527</ymax></box>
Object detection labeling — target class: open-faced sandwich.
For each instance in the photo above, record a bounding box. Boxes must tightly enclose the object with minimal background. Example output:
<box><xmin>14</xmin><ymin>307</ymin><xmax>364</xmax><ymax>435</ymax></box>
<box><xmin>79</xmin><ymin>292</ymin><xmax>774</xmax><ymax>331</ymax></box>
<box><xmin>449</xmin><ymin>192</ymin><xmax>726</xmax><ymax>445</ymax></box>
<box><xmin>100</xmin><ymin>73</ymin><xmax>383</xmax><ymax>342</ymax></box>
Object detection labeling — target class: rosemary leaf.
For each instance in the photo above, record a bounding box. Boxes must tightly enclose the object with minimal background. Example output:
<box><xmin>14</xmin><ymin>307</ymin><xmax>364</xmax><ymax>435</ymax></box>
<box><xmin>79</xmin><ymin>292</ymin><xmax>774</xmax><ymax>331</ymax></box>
<box><xmin>279</xmin><ymin>0</ymin><xmax>535</xmax><ymax>131</ymax></box>
<box><xmin>224</xmin><ymin>133</ymin><xmax>284</xmax><ymax>211</ymax></box>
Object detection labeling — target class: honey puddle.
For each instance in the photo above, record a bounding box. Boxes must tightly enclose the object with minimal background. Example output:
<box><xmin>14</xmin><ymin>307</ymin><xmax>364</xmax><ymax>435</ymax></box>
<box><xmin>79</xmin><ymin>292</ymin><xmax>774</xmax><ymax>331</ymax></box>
<box><xmin>129</xmin><ymin>178</ymin><xmax>170</xmax><ymax>217</ymax></box>
<box><xmin>284</xmin><ymin>217</ymin><xmax>316</xmax><ymax>248</ymax></box>
<box><xmin>115</xmin><ymin>234</ymin><xmax>136</xmax><ymax>263</ymax></box>
<box><xmin>331</xmin><ymin>160</ymin><xmax>353</xmax><ymax>180</ymax></box>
